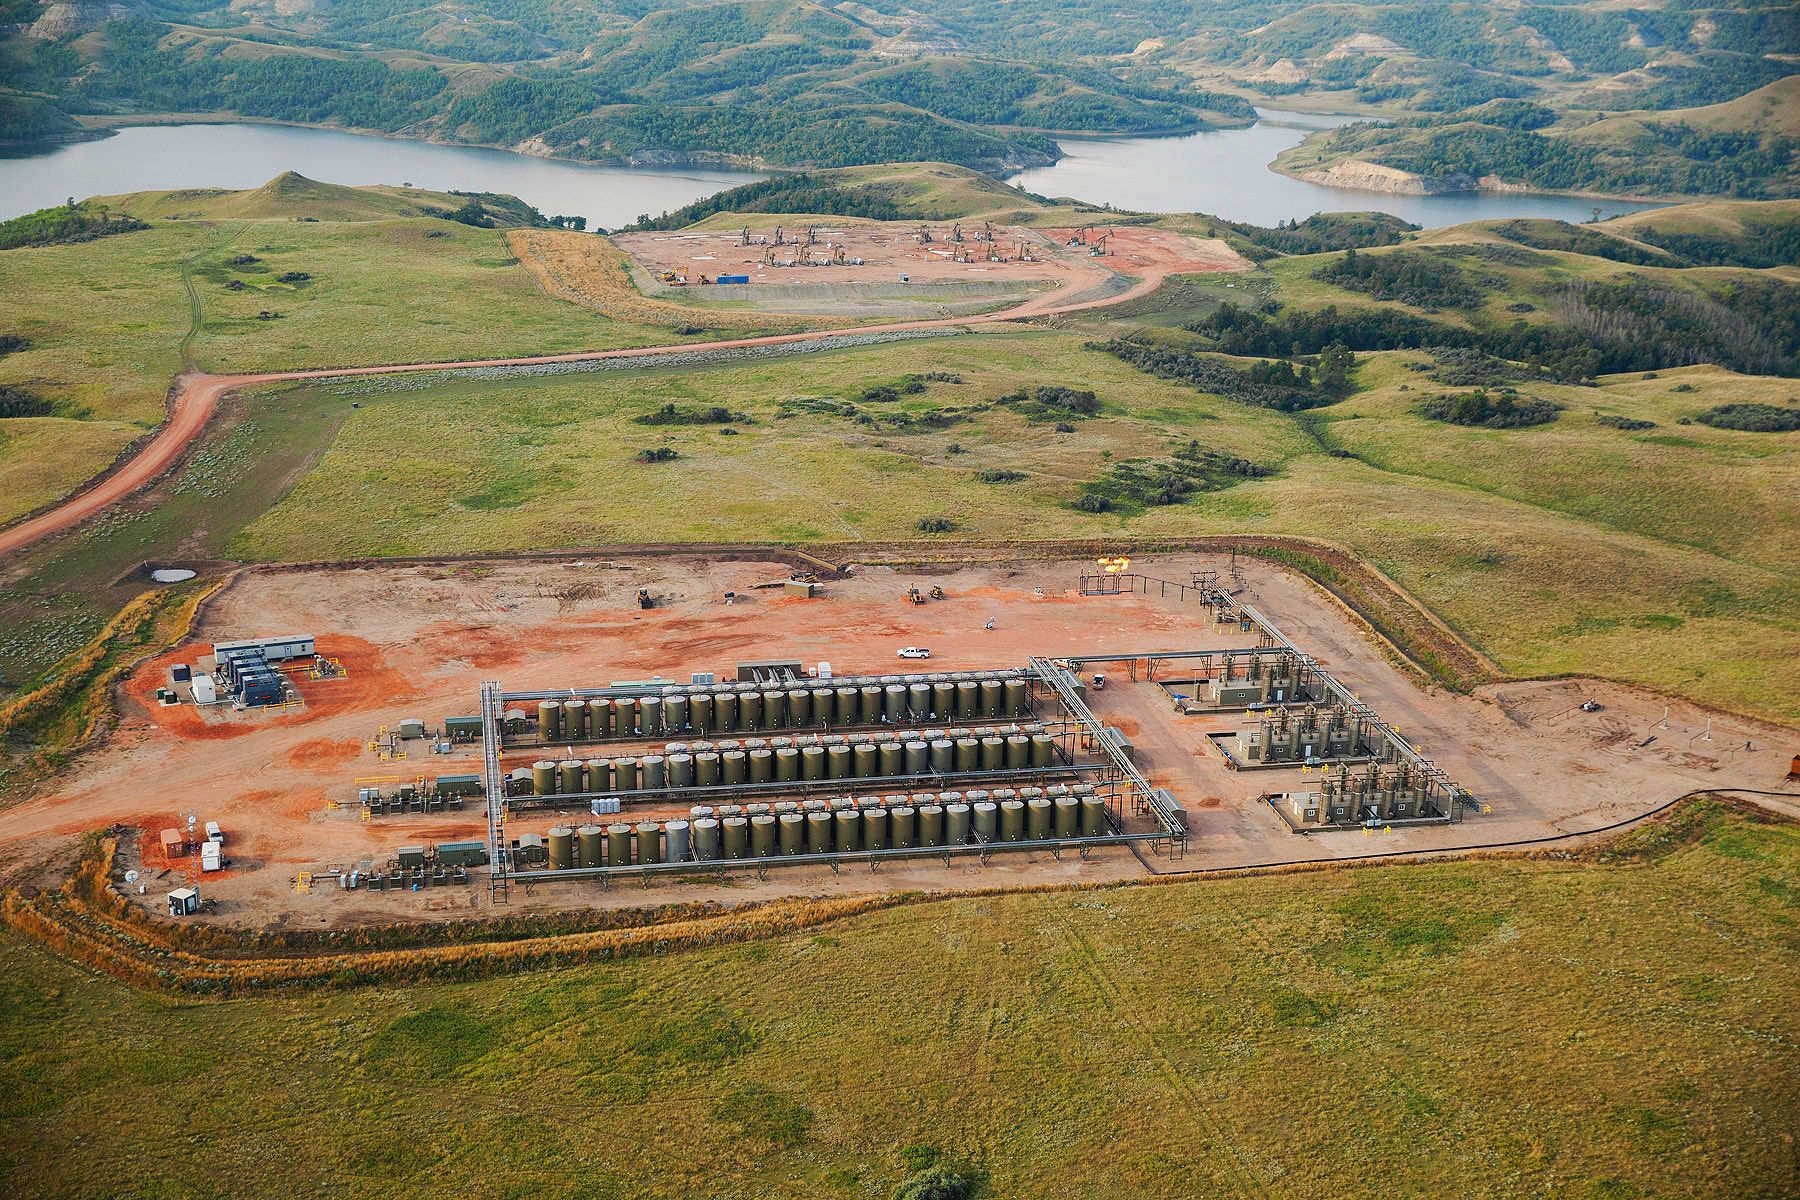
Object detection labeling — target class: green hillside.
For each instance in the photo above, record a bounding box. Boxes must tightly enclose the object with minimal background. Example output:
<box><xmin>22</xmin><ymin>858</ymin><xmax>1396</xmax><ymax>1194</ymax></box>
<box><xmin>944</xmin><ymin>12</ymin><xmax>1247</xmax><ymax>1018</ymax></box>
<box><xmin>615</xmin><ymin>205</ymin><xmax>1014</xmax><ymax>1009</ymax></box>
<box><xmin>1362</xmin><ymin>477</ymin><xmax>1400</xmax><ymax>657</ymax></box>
<box><xmin>0</xmin><ymin>801</ymin><xmax>1794</xmax><ymax>1197</ymax></box>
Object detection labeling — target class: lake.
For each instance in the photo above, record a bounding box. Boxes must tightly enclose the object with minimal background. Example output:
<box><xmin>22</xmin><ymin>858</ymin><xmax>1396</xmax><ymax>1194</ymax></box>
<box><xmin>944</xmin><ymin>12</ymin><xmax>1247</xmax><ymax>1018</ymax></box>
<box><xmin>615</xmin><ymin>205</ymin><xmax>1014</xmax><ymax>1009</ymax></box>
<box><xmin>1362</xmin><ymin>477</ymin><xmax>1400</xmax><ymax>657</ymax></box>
<box><xmin>1006</xmin><ymin>109</ymin><xmax>1658</xmax><ymax>227</ymax></box>
<box><xmin>0</xmin><ymin>122</ymin><xmax>762</xmax><ymax>229</ymax></box>
<box><xmin>1</xmin><ymin>113</ymin><xmax>1656</xmax><ymax>231</ymax></box>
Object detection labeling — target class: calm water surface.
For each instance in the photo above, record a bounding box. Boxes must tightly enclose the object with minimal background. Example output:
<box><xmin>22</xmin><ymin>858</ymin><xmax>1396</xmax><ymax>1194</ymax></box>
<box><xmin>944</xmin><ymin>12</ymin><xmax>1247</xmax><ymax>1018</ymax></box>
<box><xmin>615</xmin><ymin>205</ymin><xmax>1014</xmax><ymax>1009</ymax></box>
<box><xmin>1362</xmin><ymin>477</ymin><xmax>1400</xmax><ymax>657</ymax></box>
<box><xmin>0</xmin><ymin>123</ymin><xmax>762</xmax><ymax>229</ymax></box>
<box><xmin>1007</xmin><ymin>109</ymin><xmax>1658</xmax><ymax>226</ymax></box>
<box><xmin>1</xmin><ymin>112</ymin><xmax>1655</xmax><ymax>230</ymax></box>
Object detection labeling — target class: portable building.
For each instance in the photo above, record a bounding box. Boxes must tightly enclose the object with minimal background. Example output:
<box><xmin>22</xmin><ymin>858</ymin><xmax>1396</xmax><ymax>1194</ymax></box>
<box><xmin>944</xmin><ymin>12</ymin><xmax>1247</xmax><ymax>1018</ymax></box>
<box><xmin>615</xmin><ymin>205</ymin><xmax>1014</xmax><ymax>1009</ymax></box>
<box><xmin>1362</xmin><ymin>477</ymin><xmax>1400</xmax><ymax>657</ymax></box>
<box><xmin>213</xmin><ymin>634</ymin><xmax>314</xmax><ymax>663</ymax></box>
<box><xmin>396</xmin><ymin>718</ymin><xmax>427</xmax><ymax>740</ymax></box>
<box><xmin>167</xmin><ymin>887</ymin><xmax>199</xmax><ymax>917</ymax></box>
<box><xmin>204</xmin><ymin>821</ymin><xmax>223</xmax><ymax>844</ymax></box>
<box><xmin>444</xmin><ymin>716</ymin><xmax>483</xmax><ymax>742</ymax></box>
<box><xmin>200</xmin><ymin>841</ymin><xmax>222</xmax><ymax>872</ymax></box>
<box><xmin>191</xmin><ymin>674</ymin><xmax>217</xmax><ymax>705</ymax></box>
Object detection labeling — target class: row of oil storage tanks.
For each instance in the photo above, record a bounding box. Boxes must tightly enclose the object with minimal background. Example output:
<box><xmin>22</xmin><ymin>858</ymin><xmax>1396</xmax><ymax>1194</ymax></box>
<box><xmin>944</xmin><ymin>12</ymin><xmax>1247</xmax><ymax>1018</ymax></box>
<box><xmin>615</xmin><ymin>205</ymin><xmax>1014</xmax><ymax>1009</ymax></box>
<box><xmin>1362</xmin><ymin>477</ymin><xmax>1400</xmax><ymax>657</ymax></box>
<box><xmin>528</xmin><ymin>783</ymin><xmax>1109</xmax><ymax>870</ymax></box>
<box><xmin>512</xmin><ymin>723</ymin><xmax>1058</xmax><ymax>797</ymax></box>
<box><xmin>529</xmin><ymin>674</ymin><xmax>1033</xmax><ymax>743</ymax></box>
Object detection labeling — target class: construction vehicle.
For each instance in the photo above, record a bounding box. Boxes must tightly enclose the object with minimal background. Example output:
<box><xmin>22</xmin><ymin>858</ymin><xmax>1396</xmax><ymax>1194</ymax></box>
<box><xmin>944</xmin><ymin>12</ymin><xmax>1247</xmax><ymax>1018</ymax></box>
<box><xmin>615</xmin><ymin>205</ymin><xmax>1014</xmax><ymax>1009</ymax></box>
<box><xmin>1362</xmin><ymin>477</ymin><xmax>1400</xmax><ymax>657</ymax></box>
<box><xmin>929</xmin><ymin>586</ymin><xmax>946</xmax><ymax>600</ymax></box>
<box><xmin>637</xmin><ymin>588</ymin><xmax>654</xmax><ymax>610</ymax></box>
<box><xmin>906</xmin><ymin>587</ymin><xmax>926</xmax><ymax>605</ymax></box>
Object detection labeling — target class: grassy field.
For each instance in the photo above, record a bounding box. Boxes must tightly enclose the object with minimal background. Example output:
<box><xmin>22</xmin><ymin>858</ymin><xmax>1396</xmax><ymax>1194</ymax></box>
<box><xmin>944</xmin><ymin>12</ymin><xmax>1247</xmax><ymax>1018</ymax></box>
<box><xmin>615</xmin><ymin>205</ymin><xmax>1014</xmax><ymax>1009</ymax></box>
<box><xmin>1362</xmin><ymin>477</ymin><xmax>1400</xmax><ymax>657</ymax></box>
<box><xmin>216</xmin><ymin>326</ymin><xmax>1799</xmax><ymax>720</ymax></box>
<box><xmin>0</xmin><ymin>175</ymin><xmax>684</xmax><ymax>525</ymax></box>
<box><xmin>0</xmin><ymin>801</ymin><xmax>1794</xmax><ymax>1197</ymax></box>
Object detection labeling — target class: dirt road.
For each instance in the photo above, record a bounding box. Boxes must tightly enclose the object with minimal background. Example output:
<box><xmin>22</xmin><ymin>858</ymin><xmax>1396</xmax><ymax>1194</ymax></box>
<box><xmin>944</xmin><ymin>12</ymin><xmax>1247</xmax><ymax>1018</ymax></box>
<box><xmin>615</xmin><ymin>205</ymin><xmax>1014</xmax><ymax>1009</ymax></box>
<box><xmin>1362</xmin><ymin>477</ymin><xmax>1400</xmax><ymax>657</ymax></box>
<box><xmin>0</xmin><ymin>230</ymin><xmax>1243</xmax><ymax>560</ymax></box>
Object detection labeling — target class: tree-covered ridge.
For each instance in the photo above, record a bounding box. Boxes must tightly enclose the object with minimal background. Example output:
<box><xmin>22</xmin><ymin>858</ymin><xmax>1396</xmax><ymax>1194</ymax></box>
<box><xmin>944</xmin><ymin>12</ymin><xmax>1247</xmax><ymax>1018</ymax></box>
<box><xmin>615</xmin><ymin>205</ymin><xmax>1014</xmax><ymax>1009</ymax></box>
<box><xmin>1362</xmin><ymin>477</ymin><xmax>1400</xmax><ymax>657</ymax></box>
<box><xmin>9</xmin><ymin>0</ymin><xmax>1248</xmax><ymax>172</ymax></box>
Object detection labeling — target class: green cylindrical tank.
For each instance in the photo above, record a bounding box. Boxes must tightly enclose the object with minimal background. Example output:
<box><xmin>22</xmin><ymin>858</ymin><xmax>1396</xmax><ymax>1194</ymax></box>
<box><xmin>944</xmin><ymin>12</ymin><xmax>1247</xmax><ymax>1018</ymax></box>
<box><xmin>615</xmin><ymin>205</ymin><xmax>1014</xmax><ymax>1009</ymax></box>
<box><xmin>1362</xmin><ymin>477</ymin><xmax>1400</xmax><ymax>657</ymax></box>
<box><xmin>585</xmin><ymin>758</ymin><xmax>611</xmax><ymax>792</ymax></box>
<box><xmin>749</xmin><ymin>748</ymin><xmax>773</xmax><ymax>783</ymax></box>
<box><xmin>1000</xmin><ymin>800</ymin><xmax>1026</xmax><ymax>841</ymax></box>
<box><xmin>563</xmin><ymin>700</ymin><xmax>588</xmax><ymax>742</ymax></box>
<box><xmin>668</xmin><ymin>753</ymin><xmax>694</xmax><ymax>788</ymax></box>
<box><xmin>946</xmin><ymin>803</ymin><xmax>972</xmax><ymax>844</ymax></box>
<box><xmin>889</xmin><ymin>805</ymin><xmax>917</xmax><ymax>849</ymax></box>
<box><xmin>577</xmin><ymin>824</ymin><xmax>603</xmax><ymax>867</ymax></box>
<box><xmin>827</xmin><ymin>744</ymin><xmax>853</xmax><ymax>779</ymax></box>
<box><xmin>973</xmin><ymin>801</ymin><xmax>998</xmax><ymax>841</ymax></box>
<box><xmin>613</xmin><ymin>697</ymin><xmax>637</xmax><ymax>738</ymax></box>
<box><xmin>750</xmin><ymin>814</ymin><xmax>777</xmax><ymax>857</ymax></box>
<box><xmin>955</xmin><ymin>680</ymin><xmax>978</xmax><ymax>719</ymax></box>
<box><xmin>1004</xmin><ymin>678</ymin><xmax>1028</xmax><ymax>716</ymax></box>
<box><xmin>713</xmin><ymin>691</ymin><xmax>738</xmax><ymax>732</ymax></box>
<box><xmin>636</xmin><ymin>821</ymin><xmax>662</xmax><ymax>865</ymax></box>
<box><xmin>665</xmin><ymin>694</ymin><xmax>688</xmax><ymax>731</ymax></box>
<box><xmin>1080</xmin><ymin>796</ymin><xmax>1106</xmax><ymax>836</ymax></box>
<box><xmin>853</xmin><ymin>686</ymin><xmax>876</xmax><ymax>724</ymax></box>
<box><xmin>918</xmin><ymin>804</ymin><xmax>944</xmax><ymax>847</ymax></box>
<box><xmin>741</xmin><ymin>690</ymin><xmax>763</xmax><ymax>731</ymax></box>
<box><xmin>931</xmin><ymin>681</ymin><xmax>955</xmax><ymax>720</ymax></box>
<box><xmin>863</xmin><ymin>808</ymin><xmax>890</xmax><ymax>851</ymax></box>
<box><xmin>1054</xmin><ymin>795</ymin><xmax>1079</xmax><ymax>836</ymax></box>
<box><xmin>930</xmin><ymin>739</ymin><xmax>954</xmax><ymax>772</ymax></box>
<box><xmin>778</xmin><ymin>812</ymin><xmax>804</xmax><ymax>855</ymax></box>
<box><xmin>805</xmin><ymin>811</ymin><xmax>832</xmax><ymax>853</ymax></box>
<box><xmin>833</xmin><ymin>808</ymin><xmax>862</xmax><ymax>851</ymax></box>
<box><xmin>1030</xmin><ymin>734</ymin><xmax>1054</xmax><ymax>767</ymax></box>
<box><xmin>695</xmin><ymin>752</ymin><xmax>721</xmax><ymax>788</ymax></box>
<box><xmin>955</xmin><ymin>738</ymin><xmax>979</xmax><ymax>772</ymax></box>
<box><xmin>557</xmin><ymin>759</ymin><xmax>583</xmax><ymax>795</ymax></box>
<box><xmin>665</xmin><ymin>819</ymin><xmax>691</xmax><ymax>863</ymax></box>
<box><xmin>615</xmin><ymin>757</ymin><xmax>641</xmax><ymax>792</ymax></box>
<box><xmin>907</xmin><ymin>683</ymin><xmax>931</xmax><ymax>720</ymax></box>
<box><xmin>640</xmin><ymin>754</ymin><xmax>666</xmax><ymax>790</ymax></box>
<box><xmin>902</xmin><ymin>741</ymin><xmax>928</xmax><ymax>775</ymax></box>
<box><xmin>853</xmin><ymin>743</ymin><xmax>879</xmax><ymax>778</ymax></box>
<box><xmin>531</xmin><ymin>759</ymin><xmax>556</xmax><ymax>796</ymax></box>
<box><xmin>872</xmin><ymin>742</ymin><xmax>899</xmax><ymax>777</ymax></box>
<box><xmin>722</xmin><ymin>750</ymin><xmax>748</xmax><ymax>785</ymax></box>
<box><xmin>761</xmin><ymin>690</ymin><xmax>784</xmax><ymax>728</ymax></box>
<box><xmin>1005</xmin><ymin>735</ymin><xmax>1030</xmax><ymax>769</ymax></box>
<box><xmin>834</xmin><ymin>687</ymin><xmax>858</xmax><ymax>725</ymax></box>
<box><xmin>805</xmin><ymin>745</ymin><xmax>831</xmax><ymax>780</ymax></box>
<box><xmin>807</xmin><ymin>688</ymin><xmax>831</xmax><ymax>726</ymax></box>
<box><xmin>548</xmin><ymin>826</ymin><xmax>573</xmax><ymax>870</ymax></box>
<box><xmin>723</xmin><ymin>816</ymin><xmax>749</xmax><ymax>859</ymax></box>
<box><xmin>689</xmin><ymin>693</ymin><xmax>713</xmax><ymax>733</ymax></box>
<box><xmin>589</xmin><ymin>698</ymin><xmax>612</xmax><ymax>738</ymax></box>
<box><xmin>694</xmin><ymin>817</ymin><xmax>721</xmax><ymax>860</ymax></box>
<box><xmin>1027</xmin><ymin>797</ymin><xmax>1052</xmax><ymax>839</ymax></box>
<box><xmin>786</xmin><ymin>689</ymin><xmax>811</xmax><ymax>726</ymax></box>
<box><xmin>979</xmin><ymin>679</ymin><xmax>1003</xmax><ymax>718</ymax></box>
<box><xmin>980</xmin><ymin>737</ymin><xmax>1005</xmax><ymax>771</ymax></box>
<box><xmin>776</xmin><ymin>747</ymin><xmax>802</xmax><ymax>782</ymax></box>
<box><xmin>607</xmin><ymin>822</ymin><xmax>633</xmax><ymax>866</ymax></box>
<box><xmin>538</xmin><ymin>700</ymin><xmax>561</xmax><ymax>742</ymax></box>
<box><xmin>640</xmin><ymin>695</ymin><xmax>665</xmax><ymax>737</ymax></box>
<box><xmin>884</xmin><ymin>685</ymin><xmax>907</xmax><ymax>723</ymax></box>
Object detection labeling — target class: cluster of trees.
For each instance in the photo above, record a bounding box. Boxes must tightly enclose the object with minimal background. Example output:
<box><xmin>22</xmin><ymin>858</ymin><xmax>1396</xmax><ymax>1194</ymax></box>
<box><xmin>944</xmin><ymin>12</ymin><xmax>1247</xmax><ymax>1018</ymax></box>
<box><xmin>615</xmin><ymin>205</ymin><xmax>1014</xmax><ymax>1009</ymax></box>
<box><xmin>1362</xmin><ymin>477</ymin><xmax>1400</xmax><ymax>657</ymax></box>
<box><xmin>1417</xmin><ymin>389</ymin><xmax>1560</xmax><ymax>429</ymax></box>
<box><xmin>1693</xmin><ymin>403</ymin><xmax>1800</xmax><ymax>432</ymax></box>
<box><xmin>1093</xmin><ymin>339</ymin><xmax>1345</xmax><ymax>413</ymax></box>
<box><xmin>633</xmin><ymin>403</ymin><xmax>746</xmax><ymax>426</ymax></box>
<box><xmin>629</xmin><ymin>174</ymin><xmax>912</xmax><ymax>231</ymax></box>
<box><xmin>1490</xmin><ymin>220</ymin><xmax>1668</xmax><ymax>266</ymax></box>
<box><xmin>1552</xmin><ymin>276</ymin><xmax>1800</xmax><ymax>377</ymax></box>
<box><xmin>855</xmin><ymin>60</ymin><xmax>1211</xmax><ymax>133</ymax></box>
<box><xmin>73</xmin><ymin>19</ymin><xmax>449</xmax><ymax>132</ymax></box>
<box><xmin>1313</xmin><ymin>248</ymin><xmax>1483</xmax><ymax>310</ymax></box>
<box><xmin>0</xmin><ymin>202</ymin><xmax>147</xmax><ymax>251</ymax></box>
<box><xmin>1074</xmin><ymin>442</ymin><xmax>1267</xmax><ymax>513</ymax></box>
<box><xmin>1318</xmin><ymin>114</ymin><xmax>1797</xmax><ymax>201</ymax></box>
<box><xmin>1596</xmin><ymin>414</ymin><xmax>1656</xmax><ymax>431</ymax></box>
<box><xmin>1628</xmin><ymin>217</ymin><xmax>1800</xmax><ymax>270</ymax></box>
<box><xmin>995</xmin><ymin>385</ymin><xmax>1102</xmax><ymax>421</ymax></box>
<box><xmin>1611</xmin><ymin>57</ymin><xmax>1794</xmax><ymax>111</ymax></box>
<box><xmin>0</xmin><ymin>384</ymin><xmax>52</xmax><ymax>418</ymax></box>
<box><xmin>1210</xmin><ymin>212</ymin><xmax>1416</xmax><ymax>258</ymax></box>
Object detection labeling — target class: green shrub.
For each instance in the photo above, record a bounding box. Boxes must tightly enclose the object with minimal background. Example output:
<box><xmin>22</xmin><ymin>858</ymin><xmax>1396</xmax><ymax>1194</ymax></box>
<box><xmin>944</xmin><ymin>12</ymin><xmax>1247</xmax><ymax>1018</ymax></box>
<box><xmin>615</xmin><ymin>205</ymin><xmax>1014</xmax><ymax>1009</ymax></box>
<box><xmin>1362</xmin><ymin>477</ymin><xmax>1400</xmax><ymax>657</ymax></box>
<box><xmin>1693</xmin><ymin>402</ymin><xmax>1800</xmax><ymax>432</ymax></box>
<box><xmin>1417</xmin><ymin>389</ymin><xmax>1560</xmax><ymax>429</ymax></box>
<box><xmin>0</xmin><ymin>384</ymin><xmax>51</xmax><ymax>418</ymax></box>
<box><xmin>974</xmin><ymin>468</ymin><xmax>1025</xmax><ymax>483</ymax></box>
<box><xmin>635</xmin><ymin>446</ymin><xmax>680</xmax><ymax>462</ymax></box>
<box><xmin>1596</xmin><ymin>413</ymin><xmax>1656</xmax><ymax>431</ymax></box>
<box><xmin>915</xmin><ymin>516</ymin><xmax>956</xmax><ymax>532</ymax></box>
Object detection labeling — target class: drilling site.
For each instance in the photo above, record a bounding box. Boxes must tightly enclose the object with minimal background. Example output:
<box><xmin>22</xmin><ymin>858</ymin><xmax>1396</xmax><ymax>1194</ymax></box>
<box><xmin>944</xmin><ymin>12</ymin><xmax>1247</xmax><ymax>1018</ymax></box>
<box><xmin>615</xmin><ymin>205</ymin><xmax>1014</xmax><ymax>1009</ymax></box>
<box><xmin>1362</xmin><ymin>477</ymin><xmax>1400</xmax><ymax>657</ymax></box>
<box><xmin>13</xmin><ymin>551</ymin><xmax>1788</xmax><ymax>928</ymax></box>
